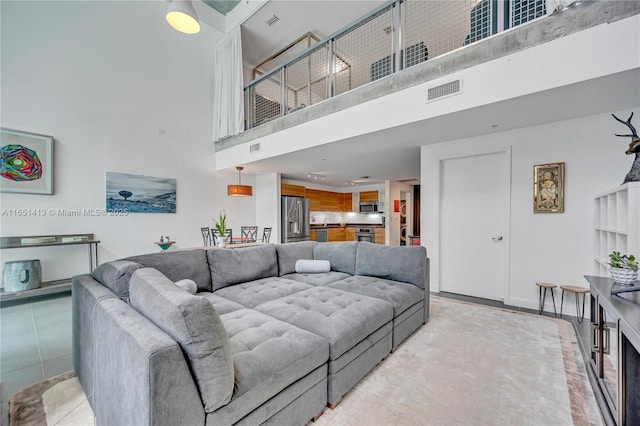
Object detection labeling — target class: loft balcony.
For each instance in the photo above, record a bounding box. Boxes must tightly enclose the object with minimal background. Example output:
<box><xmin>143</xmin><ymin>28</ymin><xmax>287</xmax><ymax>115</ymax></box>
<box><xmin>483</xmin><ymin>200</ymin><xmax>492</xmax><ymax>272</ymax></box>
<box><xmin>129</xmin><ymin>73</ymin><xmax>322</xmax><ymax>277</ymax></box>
<box><xmin>215</xmin><ymin>0</ymin><xmax>639</xmax><ymax>158</ymax></box>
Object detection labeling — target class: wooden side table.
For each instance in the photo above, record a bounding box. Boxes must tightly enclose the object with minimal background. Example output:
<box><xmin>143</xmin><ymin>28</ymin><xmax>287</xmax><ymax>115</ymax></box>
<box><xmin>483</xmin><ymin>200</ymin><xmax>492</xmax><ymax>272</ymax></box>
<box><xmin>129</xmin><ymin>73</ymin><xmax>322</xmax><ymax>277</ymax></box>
<box><xmin>559</xmin><ymin>285</ymin><xmax>589</xmax><ymax>323</ymax></box>
<box><xmin>535</xmin><ymin>282</ymin><xmax>557</xmax><ymax>317</ymax></box>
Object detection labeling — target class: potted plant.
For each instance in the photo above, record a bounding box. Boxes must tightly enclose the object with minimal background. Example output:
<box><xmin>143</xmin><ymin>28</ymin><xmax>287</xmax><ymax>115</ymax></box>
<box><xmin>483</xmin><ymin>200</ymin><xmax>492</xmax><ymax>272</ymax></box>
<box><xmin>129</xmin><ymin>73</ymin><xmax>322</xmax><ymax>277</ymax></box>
<box><xmin>608</xmin><ymin>251</ymin><xmax>639</xmax><ymax>285</ymax></box>
<box><xmin>213</xmin><ymin>211</ymin><xmax>228</xmax><ymax>248</ymax></box>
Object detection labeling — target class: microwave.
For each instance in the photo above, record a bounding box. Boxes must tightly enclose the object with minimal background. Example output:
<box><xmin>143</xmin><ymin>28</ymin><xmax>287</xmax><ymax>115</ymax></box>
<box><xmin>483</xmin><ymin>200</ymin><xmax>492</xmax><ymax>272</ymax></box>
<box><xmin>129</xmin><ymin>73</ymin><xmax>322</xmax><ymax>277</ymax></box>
<box><xmin>359</xmin><ymin>202</ymin><xmax>379</xmax><ymax>214</ymax></box>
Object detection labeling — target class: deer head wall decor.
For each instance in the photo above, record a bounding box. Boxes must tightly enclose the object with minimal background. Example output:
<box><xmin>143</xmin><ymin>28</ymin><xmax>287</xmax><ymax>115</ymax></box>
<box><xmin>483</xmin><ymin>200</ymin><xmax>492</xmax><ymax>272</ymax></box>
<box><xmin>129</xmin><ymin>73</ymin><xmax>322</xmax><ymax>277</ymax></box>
<box><xmin>612</xmin><ymin>112</ymin><xmax>640</xmax><ymax>183</ymax></box>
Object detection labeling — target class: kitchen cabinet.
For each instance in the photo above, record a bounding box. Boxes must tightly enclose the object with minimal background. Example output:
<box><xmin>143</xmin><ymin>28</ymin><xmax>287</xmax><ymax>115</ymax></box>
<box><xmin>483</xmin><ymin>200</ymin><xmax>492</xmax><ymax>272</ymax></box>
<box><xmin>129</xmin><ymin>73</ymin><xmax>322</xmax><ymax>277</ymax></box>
<box><xmin>307</xmin><ymin>189</ymin><xmax>346</xmax><ymax>212</ymax></box>
<box><xmin>359</xmin><ymin>191</ymin><xmax>379</xmax><ymax>203</ymax></box>
<box><xmin>310</xmin><ymin>229</ymin><xmax>316</xmax><ymax>241</ymax></box>
<box><xmin>375</xmin><ymin>228</ymin><xmax>385</xmax><ymax>245</ymax></box>
<box><xmin>345</xmin><ymin>227</ymin><xmax>355</xmax><ymax>241</ymax></box>
<box><xmin>281</xmin><ymin>183</ymin><xmax>306</xmax><ymax>197</ymax></box>
<box><xmin>343</xmin><ymin>193</ymin><xmax>353</xmax><ymax>212</ymax></box>
<box><xmin>327</xmin><ymin>228</ymin><xmax>346</xmax><ymax>242</ymax></box>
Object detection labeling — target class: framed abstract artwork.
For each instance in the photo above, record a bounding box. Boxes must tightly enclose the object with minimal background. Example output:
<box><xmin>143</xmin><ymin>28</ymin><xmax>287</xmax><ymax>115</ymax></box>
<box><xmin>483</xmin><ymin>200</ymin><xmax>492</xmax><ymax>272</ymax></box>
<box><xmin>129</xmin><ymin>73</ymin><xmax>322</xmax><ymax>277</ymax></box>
<box><xmin>106</xmin><ymin>171</ymin><xmax>176</xmax><ymax>213</ymax></box>
<box><xmin>0</xmin><ymin>128</ymin><xmax>54</xmax><ymax>195</ymax></box>
<box><xmin>533</xmin><ymin>162</ymin><xmax>565</xmax><ymax>213</ymax></box>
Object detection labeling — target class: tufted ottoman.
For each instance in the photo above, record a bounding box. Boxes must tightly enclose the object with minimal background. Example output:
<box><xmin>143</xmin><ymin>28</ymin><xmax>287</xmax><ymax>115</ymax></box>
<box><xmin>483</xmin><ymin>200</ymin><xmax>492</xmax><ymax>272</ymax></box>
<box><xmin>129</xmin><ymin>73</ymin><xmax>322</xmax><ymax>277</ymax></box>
<box><xmin>212</xmin><ymin>308</ymin><xmax>330</xmax><ymax>425</ymax></box>
<box><xmin>214</xmin><ymin>277</ymin><xmax>312</xmax><ymax>308</ymax></box>
<box><xmin>253</xmin><ymin>286</ymin><xmax>394</xmax><ymax>407</ymax></box>
<box><xmin>327</xmin><ymin>275</ymin><xmax>425</xmax><ymax>350</ymax></box>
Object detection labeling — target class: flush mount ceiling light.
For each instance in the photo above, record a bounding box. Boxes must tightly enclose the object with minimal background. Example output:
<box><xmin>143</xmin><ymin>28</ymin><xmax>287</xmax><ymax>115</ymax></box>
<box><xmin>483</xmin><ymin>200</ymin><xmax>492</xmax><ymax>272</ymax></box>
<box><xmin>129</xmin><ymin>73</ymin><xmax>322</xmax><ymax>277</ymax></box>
<box><xmin>227</xmin><ymin>166</ymin><xmax>252</xmax><ymax>197</ymax></box>
<box><xmin>166</xmin><ymin>0</ymin><xmax>200</xmax><ymax>35</ymax></box>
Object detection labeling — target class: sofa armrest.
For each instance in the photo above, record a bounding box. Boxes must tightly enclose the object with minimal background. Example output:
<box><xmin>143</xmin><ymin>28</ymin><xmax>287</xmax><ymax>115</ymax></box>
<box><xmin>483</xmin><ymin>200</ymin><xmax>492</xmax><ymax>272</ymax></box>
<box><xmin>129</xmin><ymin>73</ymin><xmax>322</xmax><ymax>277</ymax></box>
<box><xmin>72</xmin><ymin>274</ymin><xmax>117</xmax><ymax>404</ymax></box>
<box><xmin>93</xmin><ymin>298</ymin><xmax>204</xmax><ymax>426</ymax></box>
<box><xmin>424</xmin><ymin>257</ymin><xmax>430</xmax><ymax>323</ymax></box>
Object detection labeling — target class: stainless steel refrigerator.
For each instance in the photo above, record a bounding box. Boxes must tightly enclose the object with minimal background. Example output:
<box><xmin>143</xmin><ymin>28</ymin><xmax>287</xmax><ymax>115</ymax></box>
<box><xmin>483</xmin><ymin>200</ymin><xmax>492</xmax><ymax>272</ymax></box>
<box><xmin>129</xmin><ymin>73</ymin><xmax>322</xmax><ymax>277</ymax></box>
<box><xmin>281</xmin><ymin>196</ymin><xmax>310</xmax><ymax>243</ymax></box>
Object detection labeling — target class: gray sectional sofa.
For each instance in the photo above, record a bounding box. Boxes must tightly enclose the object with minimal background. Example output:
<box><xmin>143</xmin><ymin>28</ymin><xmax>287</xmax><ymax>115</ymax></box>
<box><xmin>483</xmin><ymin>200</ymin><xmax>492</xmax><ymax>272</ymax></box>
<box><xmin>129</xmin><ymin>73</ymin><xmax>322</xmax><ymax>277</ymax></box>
<box><xmin>72</xmin><ymin>241</ymin><xmax>429</xmax><ymax>426</ymax></box>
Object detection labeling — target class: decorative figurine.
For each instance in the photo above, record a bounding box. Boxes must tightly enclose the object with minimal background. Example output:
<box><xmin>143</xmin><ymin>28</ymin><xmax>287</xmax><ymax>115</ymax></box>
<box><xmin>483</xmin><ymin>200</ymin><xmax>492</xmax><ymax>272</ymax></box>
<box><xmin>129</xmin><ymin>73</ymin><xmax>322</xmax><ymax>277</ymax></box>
<box><xmin>612</xmin><ymin>112</ymin><xmax>640</xmax><ymax>183</ymax></box>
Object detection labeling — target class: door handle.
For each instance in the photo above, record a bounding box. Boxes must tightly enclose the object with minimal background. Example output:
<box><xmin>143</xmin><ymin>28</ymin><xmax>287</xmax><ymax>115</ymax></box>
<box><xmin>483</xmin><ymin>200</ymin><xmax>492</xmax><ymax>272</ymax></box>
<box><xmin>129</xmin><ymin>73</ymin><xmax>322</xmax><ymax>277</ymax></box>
<box><xmin>492</xmin><ymin>236</ymin><xmax>503</xmax><ymax>242</ymax></box>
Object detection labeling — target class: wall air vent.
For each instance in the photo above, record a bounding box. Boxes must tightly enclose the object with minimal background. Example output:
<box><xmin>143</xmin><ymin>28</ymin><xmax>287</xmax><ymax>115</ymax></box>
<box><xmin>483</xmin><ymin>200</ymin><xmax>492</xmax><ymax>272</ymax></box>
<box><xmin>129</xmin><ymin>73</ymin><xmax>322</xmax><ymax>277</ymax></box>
<box><xmin>249</xmin><ymin>143</ymin><xmax>261</xmax><ymax>153</ymax></box>
<box><xmin>264</xmin><ymin>14</ymin><xmax>279</xmax><ymax>26</ymax></box>
<box><xmin>426</xmin><ymin>78</ymin><xmax>462</xmax><ymax>103</ymax></box>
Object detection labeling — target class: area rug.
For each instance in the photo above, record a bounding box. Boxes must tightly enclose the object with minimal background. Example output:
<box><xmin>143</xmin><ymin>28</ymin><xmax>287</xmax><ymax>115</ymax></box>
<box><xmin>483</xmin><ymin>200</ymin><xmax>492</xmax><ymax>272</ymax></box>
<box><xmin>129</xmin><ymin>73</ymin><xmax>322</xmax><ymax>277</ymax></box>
<box><xmin>9</xmin><ymin>296</ymin><xmax>602</xmax><ymax>426</ymax></box>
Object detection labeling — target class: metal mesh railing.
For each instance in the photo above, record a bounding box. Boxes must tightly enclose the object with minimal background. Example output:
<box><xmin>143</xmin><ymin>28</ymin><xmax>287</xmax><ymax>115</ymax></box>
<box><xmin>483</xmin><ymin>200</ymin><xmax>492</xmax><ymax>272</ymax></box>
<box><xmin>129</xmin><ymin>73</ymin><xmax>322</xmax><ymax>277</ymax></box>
<box><xmin>243</xmin><ymin>0</ymin><xmax>550</xmax><ymax>132</ymax></box>
<box><xmin>333</xmin><ymin>5</ymin><xmax>394</xmax><ymax>93</ymax></box>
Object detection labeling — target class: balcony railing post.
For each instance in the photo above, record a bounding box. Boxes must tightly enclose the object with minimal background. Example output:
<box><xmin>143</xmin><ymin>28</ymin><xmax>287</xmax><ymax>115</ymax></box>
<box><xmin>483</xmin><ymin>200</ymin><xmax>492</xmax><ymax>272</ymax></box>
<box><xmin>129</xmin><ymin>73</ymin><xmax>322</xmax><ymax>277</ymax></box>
<box><xmin>393</xmin><ymin>0</ymin><xmax>402</xmax><ymax>73</ymax></box>
<box><xmin>280</xmin><ymin>67</ymin><xmax>286</xmax><ymax>117</ymax></box>
<box><xmin>327</xmin><ymin>39</ymin><xmax>335</xmax><ymax>100</ymax></box>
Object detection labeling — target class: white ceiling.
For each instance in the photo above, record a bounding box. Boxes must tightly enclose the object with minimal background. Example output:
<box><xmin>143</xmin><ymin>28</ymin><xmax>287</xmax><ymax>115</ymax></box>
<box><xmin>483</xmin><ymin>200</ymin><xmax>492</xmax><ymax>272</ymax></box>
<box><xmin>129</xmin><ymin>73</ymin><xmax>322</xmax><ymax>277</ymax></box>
<box><xmin>241</xmin><ymin>1</ymin><xmax>386</xmax><ymax>71</ymax></box>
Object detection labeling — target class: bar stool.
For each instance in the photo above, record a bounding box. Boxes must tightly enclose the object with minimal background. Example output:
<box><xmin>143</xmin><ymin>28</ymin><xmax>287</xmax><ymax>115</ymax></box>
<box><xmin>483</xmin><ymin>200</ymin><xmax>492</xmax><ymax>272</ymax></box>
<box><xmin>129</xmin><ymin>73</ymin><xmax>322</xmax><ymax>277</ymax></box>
<box><xmin>535</xmin><ymin>282</ymin><xmax>557</xmax><ymax>317</ymax></box>
<box><xmin>560</xmin><ymin>285</ymin><xmax>589</xmax><ymax>323</ymax></box>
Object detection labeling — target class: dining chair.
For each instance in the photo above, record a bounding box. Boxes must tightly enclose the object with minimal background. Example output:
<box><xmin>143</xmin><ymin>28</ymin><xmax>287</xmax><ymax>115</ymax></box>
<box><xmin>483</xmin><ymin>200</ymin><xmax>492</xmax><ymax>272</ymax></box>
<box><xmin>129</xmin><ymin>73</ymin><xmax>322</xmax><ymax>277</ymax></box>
<box><xmin>200</xmin><ymin>227</ymin><xmax>213</xmax><ymax>246</ymax></box>
<box><xmin>262</xmin><ymin>227</ymin><xmax>272</xmax><ymax>243</ymax></box>
<box><xmin>241</xmin><ymin>226</ymin><xmax>258</xmax><ymax>243</ymax></box>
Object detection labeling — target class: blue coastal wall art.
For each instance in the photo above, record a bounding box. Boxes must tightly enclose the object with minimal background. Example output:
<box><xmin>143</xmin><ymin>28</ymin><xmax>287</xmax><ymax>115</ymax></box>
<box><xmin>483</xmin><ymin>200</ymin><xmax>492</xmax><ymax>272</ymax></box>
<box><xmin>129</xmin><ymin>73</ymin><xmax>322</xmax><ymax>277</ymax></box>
<box><xmin>106</xmin><ymin>172</ymin><xmax>176</xmax><ymax>213</ymax></box>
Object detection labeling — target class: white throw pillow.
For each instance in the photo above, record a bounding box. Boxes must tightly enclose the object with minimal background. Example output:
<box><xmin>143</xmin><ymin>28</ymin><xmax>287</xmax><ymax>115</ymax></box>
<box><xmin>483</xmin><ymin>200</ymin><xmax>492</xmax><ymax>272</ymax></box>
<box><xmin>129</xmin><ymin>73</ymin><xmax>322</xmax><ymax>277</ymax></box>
<box><xmin>295</xmin><ymin>259</ymin><xmax>331</xmax><ymax>274</ymax></box>
<box><xmin>174</xmin><ymin>279</ymin><xmax>198</xmax><ymax>294</ymax></box>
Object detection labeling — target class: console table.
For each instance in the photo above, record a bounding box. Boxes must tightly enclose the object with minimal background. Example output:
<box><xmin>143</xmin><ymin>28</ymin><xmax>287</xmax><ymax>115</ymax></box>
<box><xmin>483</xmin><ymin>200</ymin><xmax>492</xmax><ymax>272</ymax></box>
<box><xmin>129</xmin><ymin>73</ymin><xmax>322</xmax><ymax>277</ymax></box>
<box><xmin>0</xmin><ymin>233</ymin><xmax>100</xmax><ymax>305</ymax></box>
<box><xmin>585</xmin><ymin>275</ymin><xmax>640</xmax><ymax>426</ymax></box>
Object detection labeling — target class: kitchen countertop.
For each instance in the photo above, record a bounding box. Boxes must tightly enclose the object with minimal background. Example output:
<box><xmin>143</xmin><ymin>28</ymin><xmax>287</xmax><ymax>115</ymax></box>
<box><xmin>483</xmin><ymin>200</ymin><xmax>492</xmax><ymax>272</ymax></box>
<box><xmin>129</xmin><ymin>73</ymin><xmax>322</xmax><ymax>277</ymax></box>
<box><xmin>311</xmin><ymin>223</ymin><xmax>385</xmax><ymax>229</ymax></box>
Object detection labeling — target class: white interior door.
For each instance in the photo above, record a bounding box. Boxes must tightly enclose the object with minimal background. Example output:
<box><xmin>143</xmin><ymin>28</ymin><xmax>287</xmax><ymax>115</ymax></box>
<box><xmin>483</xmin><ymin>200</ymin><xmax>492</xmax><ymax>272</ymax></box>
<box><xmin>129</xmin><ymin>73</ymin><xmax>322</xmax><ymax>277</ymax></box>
<box><xmin>440</xmin><ymin>152</ymin><xmax>507</xmax><ymax>300</ymax></box>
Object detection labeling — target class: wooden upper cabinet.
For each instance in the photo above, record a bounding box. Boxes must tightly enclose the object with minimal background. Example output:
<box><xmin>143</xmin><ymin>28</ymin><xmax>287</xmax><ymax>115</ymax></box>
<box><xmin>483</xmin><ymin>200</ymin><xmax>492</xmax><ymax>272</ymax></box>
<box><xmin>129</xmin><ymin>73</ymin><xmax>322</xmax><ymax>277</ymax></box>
<box><xmin>342</xmin><ymin>193</ymin><xmax>353</xmax><ymax>212</ymax></box>
<box><xmin>281</xmin><ymin>183</ymin><xmax>306</xmax><ymax>198</ymax></box>
<box><xmin>306</xmin><ymin>189</ymin><xmax>342</xmax><ymax>212</ymax></box>
<box><xmin>359</xmin><ymin>190</ymin><xmax>379</xmax><ymax>202</ymax></box>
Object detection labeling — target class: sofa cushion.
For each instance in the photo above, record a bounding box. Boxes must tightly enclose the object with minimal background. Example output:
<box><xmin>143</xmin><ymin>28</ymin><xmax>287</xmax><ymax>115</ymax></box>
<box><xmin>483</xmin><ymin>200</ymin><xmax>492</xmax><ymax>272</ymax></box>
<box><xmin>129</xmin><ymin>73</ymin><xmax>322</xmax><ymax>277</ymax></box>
<box><xmin>295</xmin><ymin>259</ymin><xmax>330</xmax><ymax>274</ymax></box>
<box><xmin>127</xmin><ymin>249</ymin><xmax>212</xmax><ymax>292</ymax></box>
<box><xmin>208</xmin><ymin>245</ymin><xmax>278</xmax><ymax>291</ymax></box>
<box><xmin>214</xmin><ymin>277</ymin><xmax>312</xmax><ymax>309</ymax></box>
<box><xmin>92</xmin><ymin>260</ymin><xmax>142</xmax><ymax>300</ymax></box>
<box><xmin>282</xmin><ymin>271</ymin><xmax>351</xmax><ymax>286</ymax></box>
<box><xmin>314</xmin><ymin>242</ymin><xmax>358</xmax><ymax>275</ymax></box>
<box><xmin>129</xmin><ymin>268</ymin><xmax>234</xmax><ymax>413</ymax></box>
<box><xmin>254</xmin><ymin>286</ymin><xmax>393</xmax><ymax>360</ymax></box>
<box><xmin>199</xmin><ymin>293</ymin><xmax>245</xmax><ymax>315</ymax></box>
<box><xmin>355</xmin><ymin>242</ymin><xmax>427</xmax><ymax>289</ymax></box>
<box><xmin>327</xmin><ymin>275</ymin><xmax>424</xmax><ymax>317</ymax></box>
<box><xmin>276</xmin><ymin>241</ymin><xmax>317</xmax><ymax>276</ymax></box>
<box><xmin>213</xmin><ymin>308</ymin><xmax>329</xmax><ymax>425</ymax></box>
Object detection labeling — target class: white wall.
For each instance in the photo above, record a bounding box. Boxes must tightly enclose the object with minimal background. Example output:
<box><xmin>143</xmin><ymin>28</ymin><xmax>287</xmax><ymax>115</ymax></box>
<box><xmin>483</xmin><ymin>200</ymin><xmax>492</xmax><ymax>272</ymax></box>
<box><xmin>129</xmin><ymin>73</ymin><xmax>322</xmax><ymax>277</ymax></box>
<box><xmin>255</xmin><ymin>173</ymin><xmax>280</xmax><ymax>243</ymax></box>
<box><xmin>421</xmin><ymin>109</ymin><xmax>639</xmax><ymax>315</ymax></box>
<box><xmin>0</xmin><ymin>1</ymin><xmax>256</xmax><ymax>282</ymax></box>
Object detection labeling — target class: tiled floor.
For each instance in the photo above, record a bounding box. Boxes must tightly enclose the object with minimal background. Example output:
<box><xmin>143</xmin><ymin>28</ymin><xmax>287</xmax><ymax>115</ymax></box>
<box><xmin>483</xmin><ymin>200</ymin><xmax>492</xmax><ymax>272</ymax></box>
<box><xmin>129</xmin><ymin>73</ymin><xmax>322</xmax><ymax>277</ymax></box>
<box><xmin>0</xmin><ymin>294</ymin><xmax>73</xmax><ymax>426</ymax></box>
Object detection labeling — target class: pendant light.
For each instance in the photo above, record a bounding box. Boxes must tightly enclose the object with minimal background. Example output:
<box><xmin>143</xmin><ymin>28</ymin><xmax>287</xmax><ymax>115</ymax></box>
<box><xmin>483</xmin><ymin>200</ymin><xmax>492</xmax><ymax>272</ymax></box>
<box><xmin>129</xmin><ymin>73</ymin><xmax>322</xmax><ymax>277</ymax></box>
<box><xmin>227</xmin><ymin>166</ymin><xmax>252</xmax><ymax>197</ymax></box>
<box><xmin>166</xmin><ymin>0</ymin><xmax>201</xmax><ymax>35</ymax></box>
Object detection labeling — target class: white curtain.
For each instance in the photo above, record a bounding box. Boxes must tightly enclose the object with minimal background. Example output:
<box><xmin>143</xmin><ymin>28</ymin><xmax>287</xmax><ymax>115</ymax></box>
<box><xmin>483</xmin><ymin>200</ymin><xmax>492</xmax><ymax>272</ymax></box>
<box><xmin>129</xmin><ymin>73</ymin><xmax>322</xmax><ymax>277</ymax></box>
<box><xmin>212</xmin><ymin>25</ymin><xmax>244</xmax><ymax>141</ymax></box>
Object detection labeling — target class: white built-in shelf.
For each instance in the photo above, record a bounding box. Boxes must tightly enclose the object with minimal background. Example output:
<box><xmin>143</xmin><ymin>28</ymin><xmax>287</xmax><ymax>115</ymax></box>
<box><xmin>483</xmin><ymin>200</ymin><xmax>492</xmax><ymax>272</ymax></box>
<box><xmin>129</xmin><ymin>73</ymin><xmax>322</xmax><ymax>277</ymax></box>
<box><xmin>593</xmin><ymin>183</ymin><xmax>640</xmax><ymax>276</ymax></box>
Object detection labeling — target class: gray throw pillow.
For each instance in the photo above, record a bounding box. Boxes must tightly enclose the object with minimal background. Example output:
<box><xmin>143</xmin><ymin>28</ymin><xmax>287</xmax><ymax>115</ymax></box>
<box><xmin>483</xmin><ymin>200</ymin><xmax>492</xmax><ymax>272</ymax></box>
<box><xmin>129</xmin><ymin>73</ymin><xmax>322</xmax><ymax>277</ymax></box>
<box><xmin>92</xmin><ymin>260</ymin><xmax>142</xmax><ymax>300</ymax></box>
<box><xmin>129</xmin><ymin>268</ymin><xmax>234</xmax><ymax>413</ymax></box>
<box><xmin>175</xmin><ymin>279</ymin><xmax>198</xmax><ymax>294</ymax></box>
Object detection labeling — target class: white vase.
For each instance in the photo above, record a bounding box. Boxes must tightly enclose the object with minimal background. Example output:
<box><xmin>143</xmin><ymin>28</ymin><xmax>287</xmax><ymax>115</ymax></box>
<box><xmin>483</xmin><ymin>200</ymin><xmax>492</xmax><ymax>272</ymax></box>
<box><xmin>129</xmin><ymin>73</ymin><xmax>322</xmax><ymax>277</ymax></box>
<box><xmin>610</xmin><ymin>267</ymin><xmax>638</xmax><ymax>286</ymax></box>
<box><xmin>217</xmin><ymin>236</ymin><xmax>227</xmax><ymax>248</ymax></box>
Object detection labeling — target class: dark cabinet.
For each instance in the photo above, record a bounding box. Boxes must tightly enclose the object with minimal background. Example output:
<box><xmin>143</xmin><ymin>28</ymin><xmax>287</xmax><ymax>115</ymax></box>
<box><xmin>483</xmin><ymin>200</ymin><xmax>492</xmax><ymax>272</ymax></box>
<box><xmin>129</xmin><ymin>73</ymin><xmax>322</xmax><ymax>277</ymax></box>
<box><xmin>586</xmin><ymin>276</ymin><xmax>640</xmax><ymax>425</ymax></box>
